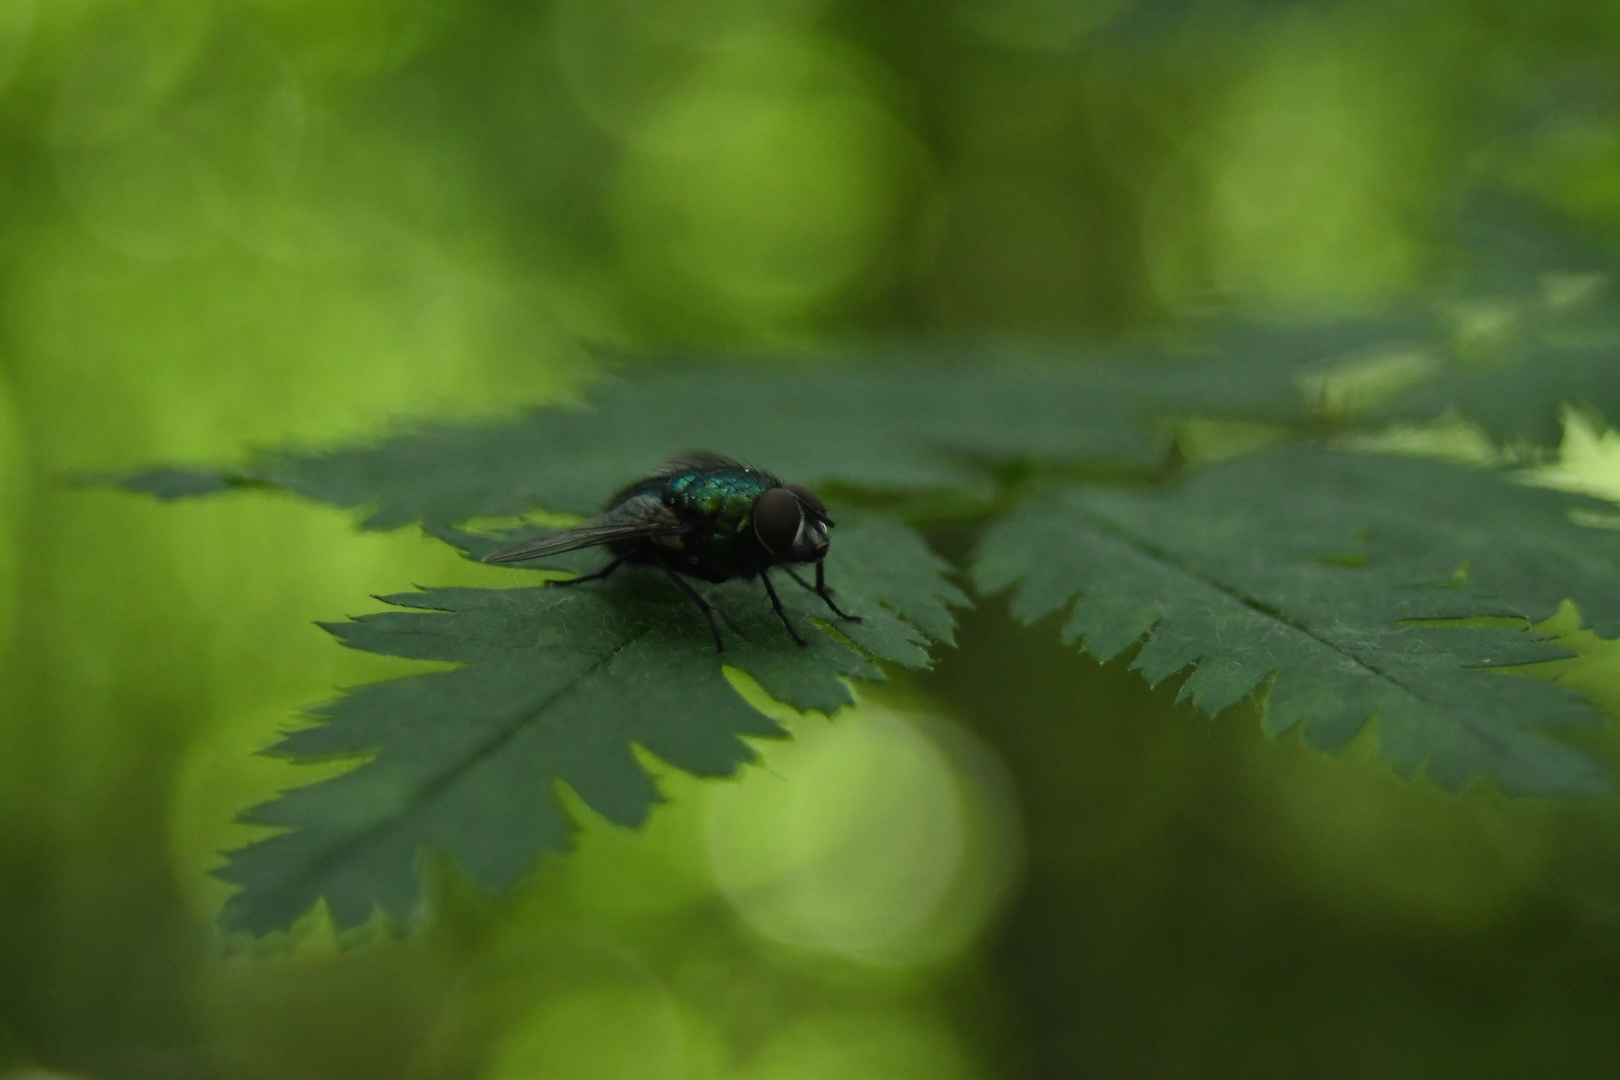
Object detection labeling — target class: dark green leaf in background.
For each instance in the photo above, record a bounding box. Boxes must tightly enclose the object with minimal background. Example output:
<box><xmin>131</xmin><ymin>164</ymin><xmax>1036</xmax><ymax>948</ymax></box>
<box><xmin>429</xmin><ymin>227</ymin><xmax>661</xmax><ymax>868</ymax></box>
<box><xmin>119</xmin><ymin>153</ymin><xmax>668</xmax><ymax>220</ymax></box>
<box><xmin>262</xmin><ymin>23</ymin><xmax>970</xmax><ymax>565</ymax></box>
<box><xmin>113</xmin><ymin>323</ymin><xmax>1419</xmax><ymax>528</ymax></box>
<box><xmin>217</xmin><ymin>519</ymin><xmax>966</xmax><ymax>934</ymax></box>
<box><xmin>975</xmin><ymin>448</ymin><xmax>1619</xmax><ymax>795</ymax></box>
<box><xmin>1377</xmin><ymin>332</ymin><xmax>1620</xmax><ymax>449</ymax></box>
<box><xmin>1378</xmin><ymin>193</ymin><xmax>1620</xmax><ymax>446</ymax></box>
<box><xmin>1450</xmin><ymin>192</ymin><xmax>1620</xmax><ymax>295</ymax></box>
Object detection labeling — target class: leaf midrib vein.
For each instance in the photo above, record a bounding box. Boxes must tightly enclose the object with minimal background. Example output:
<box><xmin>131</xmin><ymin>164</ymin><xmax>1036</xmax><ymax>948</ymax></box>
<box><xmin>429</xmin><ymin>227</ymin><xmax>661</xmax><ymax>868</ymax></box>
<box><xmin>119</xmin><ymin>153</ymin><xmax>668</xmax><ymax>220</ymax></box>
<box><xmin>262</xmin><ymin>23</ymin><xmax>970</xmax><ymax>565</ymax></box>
<box><xmin>1071</xmin><ymin>502</ymin><xmax>1527</xmax><ymax>756</ymax></box>
<box><xmin>260</xmin><ymin>622</ymin><xmax>652</xmax><ymax>911</ymax></box>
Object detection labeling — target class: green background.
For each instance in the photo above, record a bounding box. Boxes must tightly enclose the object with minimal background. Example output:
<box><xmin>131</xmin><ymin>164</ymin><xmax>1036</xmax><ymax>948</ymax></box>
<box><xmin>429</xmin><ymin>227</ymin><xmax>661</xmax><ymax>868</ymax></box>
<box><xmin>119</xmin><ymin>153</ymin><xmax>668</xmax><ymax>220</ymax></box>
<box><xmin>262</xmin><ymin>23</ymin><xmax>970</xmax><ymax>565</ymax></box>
<box><xmin>4</xmin><ymin>0</ymin><xmax>1620</xmax><ymax>1077</ymax></box>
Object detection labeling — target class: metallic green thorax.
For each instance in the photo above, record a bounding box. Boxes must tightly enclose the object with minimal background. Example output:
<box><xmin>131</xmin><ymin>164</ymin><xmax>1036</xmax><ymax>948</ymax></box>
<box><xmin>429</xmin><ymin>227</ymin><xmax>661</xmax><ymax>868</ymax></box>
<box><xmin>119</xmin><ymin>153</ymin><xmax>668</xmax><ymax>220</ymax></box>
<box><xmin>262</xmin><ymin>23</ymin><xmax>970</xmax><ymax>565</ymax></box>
<box><xmin>667</xmin><ymin>467</ymin><xmax>776</xmax><ymax>524</ymax></box>
<box><xmin>606</xmin><ymin>465</ymin><xmax>780</xmax><ymax>580</ymax></box>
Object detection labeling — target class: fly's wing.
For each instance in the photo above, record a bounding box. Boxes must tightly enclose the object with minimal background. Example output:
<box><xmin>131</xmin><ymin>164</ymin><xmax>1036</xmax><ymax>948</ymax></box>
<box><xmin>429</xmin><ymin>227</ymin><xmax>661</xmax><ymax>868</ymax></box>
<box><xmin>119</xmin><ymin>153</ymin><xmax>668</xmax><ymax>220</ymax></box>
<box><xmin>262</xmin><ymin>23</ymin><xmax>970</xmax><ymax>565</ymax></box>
<box><xmin>482</xmin><ymin>492</ymin><xmax>684</xmax><ymax>564</ymax></box>
<box><xmin>655</xmin><ymin>451</ymin><xmax>745</xmax><ymax>476</ymax></box>
<box><xmin>481</xmin><ymin>521</ymin><xmax>674</xmax><ymax>563</ymax></box>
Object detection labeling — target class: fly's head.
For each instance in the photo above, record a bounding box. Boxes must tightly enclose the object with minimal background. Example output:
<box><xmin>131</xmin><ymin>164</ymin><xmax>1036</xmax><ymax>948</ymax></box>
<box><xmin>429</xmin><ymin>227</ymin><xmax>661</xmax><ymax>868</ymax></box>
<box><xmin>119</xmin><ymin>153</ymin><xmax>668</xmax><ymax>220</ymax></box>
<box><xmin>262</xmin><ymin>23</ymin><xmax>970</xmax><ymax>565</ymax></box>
<box><xmin>753</xmin><ymin>483</ymin><xmax>832</xmax><ymax>563</ymax></box>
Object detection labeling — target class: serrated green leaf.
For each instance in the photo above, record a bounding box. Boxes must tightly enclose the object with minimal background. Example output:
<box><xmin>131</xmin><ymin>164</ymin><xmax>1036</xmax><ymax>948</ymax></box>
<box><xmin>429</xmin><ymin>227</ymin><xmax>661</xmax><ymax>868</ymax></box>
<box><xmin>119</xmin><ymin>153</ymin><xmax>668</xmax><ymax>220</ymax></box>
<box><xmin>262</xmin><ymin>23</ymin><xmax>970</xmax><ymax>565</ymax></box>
<box><xmin>216</xmin><ymin>519</ymin><xmax>965</xmax><ymax>935</ymax></box>
<box><xmin>83</xmin><ymin>466</ymin><xmax>258</xmax><ymax>499</ymax></box>
<box><xmin>112</xmin><ymin>328</ymin><xmax>1414</xmax><ymax>528</ymax></box>
<box><xmin>1378</xmin><ymin>333</ymin><xmax>1620</xmax><ymax>449</ymax></box>
<box><xmin>974</xmin><ymin>448</ymin><xmax>1619</xmax><ymax>795</ymax></box>
<box><xmin>106</xmin><ymin>299</ymin><xmax>1620</xmax><ymax>934</ymax></box>
<box><xmin>1379</xmin><ymin>195</ymin><xmax>1620</xmax><ymax>446</ymax></box>
<box><xmin>1450</xmin><ymin>191</ymin><xmax>1620</xmax><ymax>297</ymax></box>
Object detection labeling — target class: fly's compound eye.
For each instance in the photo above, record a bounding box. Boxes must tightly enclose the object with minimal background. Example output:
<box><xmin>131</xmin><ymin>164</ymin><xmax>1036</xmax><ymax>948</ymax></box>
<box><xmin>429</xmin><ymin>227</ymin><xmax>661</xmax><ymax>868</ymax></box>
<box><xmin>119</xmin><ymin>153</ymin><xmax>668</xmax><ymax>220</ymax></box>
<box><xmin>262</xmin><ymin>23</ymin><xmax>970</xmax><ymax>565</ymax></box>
<box><xmin>783</xmin><ymin>483</ymin><xmax>829</xmax><ymax>522</ymax></box>
<box><xmin>753</xmin><ymin>486</ymin><xmax>804</xmax><ymax>556</ymax></box>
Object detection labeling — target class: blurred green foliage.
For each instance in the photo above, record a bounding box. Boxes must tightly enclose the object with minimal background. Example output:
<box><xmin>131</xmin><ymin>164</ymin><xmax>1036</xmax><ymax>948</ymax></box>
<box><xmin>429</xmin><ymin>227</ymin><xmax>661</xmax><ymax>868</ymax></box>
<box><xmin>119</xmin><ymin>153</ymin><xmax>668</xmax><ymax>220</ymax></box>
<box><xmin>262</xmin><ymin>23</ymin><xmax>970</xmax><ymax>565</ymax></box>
<box><xmin>5</xmin><ymin>0</ymin><xmax>1620</xmax><ymax>1078</ymax></box>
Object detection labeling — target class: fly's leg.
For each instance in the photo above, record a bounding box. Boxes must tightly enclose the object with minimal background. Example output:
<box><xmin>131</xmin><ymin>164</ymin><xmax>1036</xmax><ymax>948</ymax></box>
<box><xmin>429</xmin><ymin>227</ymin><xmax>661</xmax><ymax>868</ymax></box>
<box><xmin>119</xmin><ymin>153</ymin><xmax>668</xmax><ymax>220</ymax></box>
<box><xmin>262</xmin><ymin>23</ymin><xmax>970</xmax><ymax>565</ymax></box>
<box><xmin>786</xmin><ymin>562</ymin><xmax>862</xmax><ymax>622</ymax></box>
<box><xmin>761</xmin><ymin>569</ymin><xmax>808</xmax><ymax>647</ymax></box>
<box><xmin>659</xmin><ymin>564</ymin><xmax>726</xmax><ymax>654</ymax></box>
<box><xmin>546</xmin><ymin>552</ymin><xmax>631</xmax><ymax>586</ymax></box>
<box><xmin>814</xmin><ymin>561</ymin><xmax>863</xmax><ymax>622</ymax></box>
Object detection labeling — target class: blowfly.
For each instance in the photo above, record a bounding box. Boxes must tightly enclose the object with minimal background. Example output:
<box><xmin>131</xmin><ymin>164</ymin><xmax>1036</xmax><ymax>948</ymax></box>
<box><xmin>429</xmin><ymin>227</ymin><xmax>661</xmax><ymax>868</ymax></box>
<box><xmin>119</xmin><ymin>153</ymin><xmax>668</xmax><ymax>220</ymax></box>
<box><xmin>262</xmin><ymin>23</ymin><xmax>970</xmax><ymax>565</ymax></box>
<box><xmin>483</xmin><ymin>453</ymin><xmax>861</xmax><ymax>652</ymax></box>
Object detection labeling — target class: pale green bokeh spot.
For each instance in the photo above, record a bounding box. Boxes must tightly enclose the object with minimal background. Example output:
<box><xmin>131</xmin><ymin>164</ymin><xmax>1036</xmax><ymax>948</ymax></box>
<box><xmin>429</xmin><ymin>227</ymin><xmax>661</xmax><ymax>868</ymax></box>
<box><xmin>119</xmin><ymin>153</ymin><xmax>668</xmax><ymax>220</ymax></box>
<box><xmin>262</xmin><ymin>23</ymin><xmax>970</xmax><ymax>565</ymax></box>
<box><xmin>706</xmin><ymin>706</ymin><xmax>1022</xmax><ymax>967</ymax></box>
<box><xmin>0</xmin><ymin>368</ymin><xmax>23</xmax><ymax>666</ymax></box>
<box><xmin>11</xmin><ymin>222</ymin><xmax>577</xmax><ymax>470</ymax></box>
<box><xmin>551</xmin><ymin>0</ymin><xmax>833</xmax><ymax>138</ymax></box>
<box><xmin>1145</xmin><ymin>19</ymin><xmax>1434</xmax><ymax>314</ymax></box>
<box><xmin>237</xmin><ymin>0</ymin><xmax>441</xmax><ymax>84</ymax></box>
<box><xmin>1206</xmin><ymin>32</ymin><xmax>1425</xmax><ymax>308</ymax></box>
<box><xmin>487</xmin><ymin>988</ymin><xmax>684</xmax><ymax>1080</ymax></box>
<box><xmin>47</xmin><ymin>4</ymin><xmax>214</xmax><ymax>148</ymax></box>
<box><xmin>559</xmin><ymin>760</ymin><xmax>720</xmax><ymax>918</ymax></box>
<box><xmin>1235</xmin><ymin>720</ymin><xmax>1552</xmax><ymax>932</ymax></box>
<box><xmin>733</xmin><ymin>1009</ymin><xmax>977</xmax><ymax>1080</ymax></box>
<box><xmin>956</xmin><ymin>0</ymin><xmax>1136</xmax><ymax>53</ymax></box>
<box><xmin>550</xmin><ymin>0</ymin><xmax>705</xmax><ymax>138</ymax></box>
<box><xmin>888</xmin><ymin>714</ymin><xmax>1025</xmax><ymax>968</ymax></box>
<box><xmin>612</xmin><ymin>37</ymin><xmax>925</xmax><ymax>334</ymax></box>
<box><xmin>0</xmin><ymin>0</ymin><xmax>33</xmax><ymax>96</ymax></box>
<box><xmin>623</xmin><ymin>0</ymin><xmax>830</xmax><ymax>48</ymax></box>
<box><xmin>51</xmin><ymin>8</ymin><xmax>302</xmax><ymax>261</ymax></box>
<box><xmin>1503</xmin><ymin>117</ymin><xmax>1620</xmax><ymax>233</ymax></box>
<box><xmin>707</xmin><ymin>708</ymin><xmax>965</xmax><ymax>959</ymax></box>
<box><xmin>475</xmin><ymin>944</ymin><xmax>685</xmax><ymax>1080</ymax></box>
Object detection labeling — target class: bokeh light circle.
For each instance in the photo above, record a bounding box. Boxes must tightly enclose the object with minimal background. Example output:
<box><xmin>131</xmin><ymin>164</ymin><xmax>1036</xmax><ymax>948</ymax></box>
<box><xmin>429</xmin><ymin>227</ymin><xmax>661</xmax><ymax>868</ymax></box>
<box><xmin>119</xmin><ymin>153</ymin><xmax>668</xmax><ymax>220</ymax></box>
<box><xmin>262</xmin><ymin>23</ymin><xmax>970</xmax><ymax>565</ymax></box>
<box><xmin>1233</xmin><ymin>730</ymin><xmax>1550</xmax><ymax>932</ymax></box>
<box><xmin>431</xmin><ymin>934</ymin><xmax>685</xmax><ymax>1080</ymax></box>
<box><xmin>485</xmin><ymin>983</ymin><xmax>684</xmax><ymax>1080</ymax></box>
<box><xmin>706</xmin><ymin>705</ymin><xmax>1022</xmax><ymax>966</ymax></box>
<box><xmin>51</xmin><ymin>10</ymin><xmax>303</xmax><ymax>260</ymax></box>
<box><xmin>0</xmin><ymin>0</ymin><xmax>32</xmax><ymax>98</ymax></box>
<box><xmin>0</xmin><ymin>371</ymin><xmax>22</xmax><ymax>666</ymax></box>
<box><xmin>551</xmin><ymin>0</ymin><xmax>834</xmax><ymax>138</ymax></box>
<box><xmin>611</xmin><ymin>39</ymin><xmax>926</xmax><ymax>333</ymax></box>
<box><xmin>1140</xmin><ymin>20</ymin><xmax>1430</xmax><ymax>315</ymax></box>
<box><xmin>732</xmin><ymin>1009</ymin><xmax>977</xmax><ymax>1080</ymax></box>
<box><xmin>956</xmin><ymin>0</ymin><xmax>1136</xmax><ymax>53</ymax></box>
